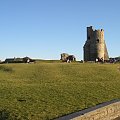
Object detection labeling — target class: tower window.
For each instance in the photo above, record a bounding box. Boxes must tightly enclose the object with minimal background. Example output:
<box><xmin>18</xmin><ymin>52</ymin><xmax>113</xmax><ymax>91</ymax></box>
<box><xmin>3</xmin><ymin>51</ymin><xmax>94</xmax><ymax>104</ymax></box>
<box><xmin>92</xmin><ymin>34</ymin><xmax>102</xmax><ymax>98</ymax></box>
<box><xmin>97</xmin><ymin>39</ymin><xmax>99</xmax><ymax>43</ymax></box>
<box><xmin>88</xmin><ymin>36</ymin><xmax>90</xmax><ymax>39</ymax></box>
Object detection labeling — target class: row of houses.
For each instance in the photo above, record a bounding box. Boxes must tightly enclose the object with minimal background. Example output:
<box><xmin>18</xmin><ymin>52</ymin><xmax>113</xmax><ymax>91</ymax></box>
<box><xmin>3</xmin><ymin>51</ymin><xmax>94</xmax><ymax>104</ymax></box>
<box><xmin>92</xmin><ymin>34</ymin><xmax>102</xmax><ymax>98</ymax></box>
<box><xmin>1</xmin><ymin>57</ymin><xmax>35</xmax><ymax>64</ymax></box>
<box><xmin>109</xmin><ymin>57</ymin><xmax>120</xmax><ymax>63</ymax></box>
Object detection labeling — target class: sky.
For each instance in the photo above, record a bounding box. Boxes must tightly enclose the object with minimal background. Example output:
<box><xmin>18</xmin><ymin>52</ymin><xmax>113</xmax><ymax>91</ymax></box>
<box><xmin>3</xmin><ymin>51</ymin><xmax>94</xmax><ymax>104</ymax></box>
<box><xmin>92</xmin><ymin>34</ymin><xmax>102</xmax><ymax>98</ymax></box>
<box><xmin>0</xmin><ymin>0</ymin><xmax>120</xmax><ymax>60</ymax></box>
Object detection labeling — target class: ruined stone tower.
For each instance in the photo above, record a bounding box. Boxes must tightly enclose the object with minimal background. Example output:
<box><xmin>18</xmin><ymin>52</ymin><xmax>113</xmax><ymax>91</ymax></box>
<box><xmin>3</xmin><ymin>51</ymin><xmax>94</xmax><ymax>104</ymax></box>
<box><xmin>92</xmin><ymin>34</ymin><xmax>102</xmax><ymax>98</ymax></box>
<box><xmin>83</xmin><ymin>26</ymin><xmax>109</xmax><ymax>61</ymax></box>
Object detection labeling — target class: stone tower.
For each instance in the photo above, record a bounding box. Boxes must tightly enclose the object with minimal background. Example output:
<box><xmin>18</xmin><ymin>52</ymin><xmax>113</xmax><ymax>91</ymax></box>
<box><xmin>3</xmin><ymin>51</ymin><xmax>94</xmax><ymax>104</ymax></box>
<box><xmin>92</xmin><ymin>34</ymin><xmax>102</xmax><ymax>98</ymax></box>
<box><xmin>83</xmin><ymin>26</ymin><xmax>109</xmax><ymax>61</ymax></box>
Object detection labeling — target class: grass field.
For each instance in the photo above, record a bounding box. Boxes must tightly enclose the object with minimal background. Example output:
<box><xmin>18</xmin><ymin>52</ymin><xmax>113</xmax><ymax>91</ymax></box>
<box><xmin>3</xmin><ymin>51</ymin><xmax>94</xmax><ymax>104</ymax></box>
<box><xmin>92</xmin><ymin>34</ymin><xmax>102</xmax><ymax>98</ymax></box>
<box><xmin>0</xmin><ymin>62</ymin><xmax>120</xmax><ymax>120</ymax></box>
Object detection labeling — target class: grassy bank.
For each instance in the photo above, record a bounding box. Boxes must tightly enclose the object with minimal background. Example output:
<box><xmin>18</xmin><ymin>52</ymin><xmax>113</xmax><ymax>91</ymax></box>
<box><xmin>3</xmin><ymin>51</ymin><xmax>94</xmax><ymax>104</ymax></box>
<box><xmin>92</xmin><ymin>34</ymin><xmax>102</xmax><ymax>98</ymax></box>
<box><xmin>0</xmin><ymin>63</ymin><xmax>120</xmax><ymax>119</ymax></box>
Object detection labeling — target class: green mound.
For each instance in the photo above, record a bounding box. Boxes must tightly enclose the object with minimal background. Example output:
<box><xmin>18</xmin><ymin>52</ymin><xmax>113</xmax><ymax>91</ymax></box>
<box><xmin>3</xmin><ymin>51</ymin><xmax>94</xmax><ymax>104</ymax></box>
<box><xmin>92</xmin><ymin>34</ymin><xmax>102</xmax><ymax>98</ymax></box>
<box><xmin>0</xmin><ymin>63</ymin><xmax>120</xmax><ymax>119</ymax></box>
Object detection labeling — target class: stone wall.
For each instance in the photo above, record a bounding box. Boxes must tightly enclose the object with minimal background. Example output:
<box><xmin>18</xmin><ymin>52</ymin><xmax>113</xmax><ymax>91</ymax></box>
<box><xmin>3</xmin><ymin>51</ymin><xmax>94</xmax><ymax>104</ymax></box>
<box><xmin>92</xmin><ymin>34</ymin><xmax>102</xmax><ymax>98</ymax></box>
<box><xmin>61</xmin><ymin>53</ymin><xmax>69</xmax><ymax>61</ymax></box>
<box><xmin>57</xmin><ymin>99</ymin><xmax>120</xmax><ymax>120</ymax></box>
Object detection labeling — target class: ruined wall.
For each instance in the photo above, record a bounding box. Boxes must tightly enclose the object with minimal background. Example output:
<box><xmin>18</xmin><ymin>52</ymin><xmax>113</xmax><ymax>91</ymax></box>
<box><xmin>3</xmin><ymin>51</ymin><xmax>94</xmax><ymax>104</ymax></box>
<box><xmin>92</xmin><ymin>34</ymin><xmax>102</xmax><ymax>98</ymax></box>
<box><xmin>73</xmin><ymin>101</ymin><xmax>120</xmax><ymax>120</ymax></box>
<box><xmin>84</xmin><ymin>26</ymin><xmax>109</xmax><ymax>61</ymax></box>
<box><xmin>61</xmin><ymin>53</ymin><xmax>69</xmax><ymax>61</ymax></box>
<box><xmin>57</xmin><ymin>100</ymin><xmax>120</xmax><ymax>120</ymax></box>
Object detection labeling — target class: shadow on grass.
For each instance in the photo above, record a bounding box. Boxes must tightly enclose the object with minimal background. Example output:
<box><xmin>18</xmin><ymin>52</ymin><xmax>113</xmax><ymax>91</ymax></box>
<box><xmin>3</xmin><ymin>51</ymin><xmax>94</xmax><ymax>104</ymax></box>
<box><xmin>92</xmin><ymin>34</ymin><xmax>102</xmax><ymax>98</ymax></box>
<box><xmin>0</xmin><ymin>110</ymin><xmax>10</xmax><ymax>120</ymax></box>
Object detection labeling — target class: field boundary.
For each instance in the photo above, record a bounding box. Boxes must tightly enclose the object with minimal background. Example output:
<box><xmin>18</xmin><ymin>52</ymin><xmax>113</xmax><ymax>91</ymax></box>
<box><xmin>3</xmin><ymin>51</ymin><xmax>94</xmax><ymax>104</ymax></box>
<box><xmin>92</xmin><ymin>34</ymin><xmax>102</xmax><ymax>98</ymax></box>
<box><xmin>56</xmin><ymin>99</ymin><xmax>120</xmax><ymax>120</ymax></box>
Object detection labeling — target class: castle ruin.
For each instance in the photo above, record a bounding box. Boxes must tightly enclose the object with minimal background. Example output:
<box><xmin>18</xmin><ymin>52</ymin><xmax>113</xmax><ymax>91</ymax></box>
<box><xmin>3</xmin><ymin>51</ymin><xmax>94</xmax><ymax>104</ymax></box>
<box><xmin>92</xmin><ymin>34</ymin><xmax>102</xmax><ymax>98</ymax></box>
<box><xmin>83</xmin><ymin>26</ymin><xmax>109</xmax><ymax>61</ymax></box>
<box><xmin>61</xmin><ymin>53</ymin><xmax>76</xmax><ymax>62</ymax></box>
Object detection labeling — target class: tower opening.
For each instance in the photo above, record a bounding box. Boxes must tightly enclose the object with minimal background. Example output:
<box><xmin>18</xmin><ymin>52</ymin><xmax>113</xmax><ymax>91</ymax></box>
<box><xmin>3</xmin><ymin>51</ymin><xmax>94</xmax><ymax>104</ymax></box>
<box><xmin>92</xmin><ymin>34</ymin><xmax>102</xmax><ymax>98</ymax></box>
<box><xmin>96</xmin><ymin>39</ymin><xmax>99</xmax><ymax>43</ymax></box>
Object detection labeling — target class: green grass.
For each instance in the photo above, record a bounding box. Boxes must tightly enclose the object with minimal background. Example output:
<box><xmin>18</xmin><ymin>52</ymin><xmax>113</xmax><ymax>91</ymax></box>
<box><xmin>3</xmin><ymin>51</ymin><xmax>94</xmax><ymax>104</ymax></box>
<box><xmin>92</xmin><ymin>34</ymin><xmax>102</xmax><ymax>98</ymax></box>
<box><xmin>35</xmin><ymin>59</ymin><xmax>62</xmax><ymax>63</ymax></box>
<box><xmin>0</xmin><ymin>63</ymin><xmax>120</xmax><ymax>119</ymax></box>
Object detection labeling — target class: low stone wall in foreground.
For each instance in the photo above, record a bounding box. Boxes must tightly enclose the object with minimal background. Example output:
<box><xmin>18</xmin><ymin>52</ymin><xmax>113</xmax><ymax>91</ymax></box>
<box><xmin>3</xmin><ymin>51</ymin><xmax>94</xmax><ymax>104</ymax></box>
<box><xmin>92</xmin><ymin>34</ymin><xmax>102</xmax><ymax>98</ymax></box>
<box><xmin>56</xmin><ymin>99</ymin><xmax>120</xmax><ymax>120</ymax></box>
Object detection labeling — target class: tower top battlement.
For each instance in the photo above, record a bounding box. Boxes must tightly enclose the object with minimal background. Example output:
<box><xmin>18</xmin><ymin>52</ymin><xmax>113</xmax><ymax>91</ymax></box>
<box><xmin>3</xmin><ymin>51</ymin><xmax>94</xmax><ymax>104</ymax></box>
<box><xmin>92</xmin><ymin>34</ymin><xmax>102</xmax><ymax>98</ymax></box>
<box><xmin>87</xmin><ymin>26</ymin><xmax>104</xmax><ymax>32</ymax></box>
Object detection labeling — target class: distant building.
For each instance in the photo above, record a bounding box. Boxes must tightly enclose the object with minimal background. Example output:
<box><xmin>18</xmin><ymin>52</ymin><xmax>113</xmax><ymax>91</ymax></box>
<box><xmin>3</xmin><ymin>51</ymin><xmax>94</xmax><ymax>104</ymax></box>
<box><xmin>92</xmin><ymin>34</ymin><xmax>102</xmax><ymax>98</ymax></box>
<box><xmin>109</xmin><ymin>57</ymin><xmax>120</xmax><ymax>63</ymax></box>
<box><xmin>5</xmin><ymin>58</ymin><xmax>18</xmax><ymax>63</ymax></box>
<box><xmin>83</xmin><ymin>26</ymin><xmax>109</xmax><ymax>62</ymax></box>
<box><xmin>23</xmin><ymin>57</ymin><xmax>32</xmax><ymax>63</ymax></box>
<box><xmin>60</xmin><ymin>53</ymin><xmax>76</xmax><ymax>62</ymax></box>
<box><xmin>115</xmin><ymin>56</ymin><xmax>120</xmax><ymax>61</ymax></box>
<box><xmin>4</xmin><ymin>57</ymin><xmax>35</xmax><ymax>63</ymax></box>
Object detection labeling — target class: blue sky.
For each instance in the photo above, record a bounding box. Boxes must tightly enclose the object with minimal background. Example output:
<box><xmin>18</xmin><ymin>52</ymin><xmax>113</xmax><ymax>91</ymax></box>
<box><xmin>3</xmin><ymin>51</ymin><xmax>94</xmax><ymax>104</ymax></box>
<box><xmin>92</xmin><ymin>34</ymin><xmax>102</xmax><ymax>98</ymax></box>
<box><xmin>0</xmin><ymin>0</ymin><xmax>120</xmax><ymax>60</ymax></box>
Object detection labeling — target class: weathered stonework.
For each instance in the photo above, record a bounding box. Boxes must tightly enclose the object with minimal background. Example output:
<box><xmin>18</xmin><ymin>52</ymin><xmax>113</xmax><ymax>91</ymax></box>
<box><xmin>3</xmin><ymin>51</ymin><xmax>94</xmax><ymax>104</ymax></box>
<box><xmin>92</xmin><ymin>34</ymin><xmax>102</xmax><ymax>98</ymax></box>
<box><xmin>56</xmin><ymin>100</ymin><xmax>120</xmax><ymax>120</ymax></box>
<box><xmin>61</xmin><ymin>53</ymin><xmax>69</xmax><ymax>61</ymax></box>
<box><xmin>60</xmin><ymin>53</ymin><xmax>76</xmax><ymax>62</ymax></box>
<box><xmin>83</xmin><ymin>26</ymin><xmax>109</xmax><ymax>61</ymax></box>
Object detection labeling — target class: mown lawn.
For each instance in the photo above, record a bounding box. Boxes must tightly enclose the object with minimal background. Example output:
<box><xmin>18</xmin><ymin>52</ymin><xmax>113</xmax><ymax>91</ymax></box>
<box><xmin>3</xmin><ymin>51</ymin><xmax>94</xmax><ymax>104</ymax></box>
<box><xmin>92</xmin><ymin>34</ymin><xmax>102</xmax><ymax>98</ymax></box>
<box><xmin>0</xmin><ymin>63</ymin><xmax>120</xmax><ymax>120</ymax></box>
